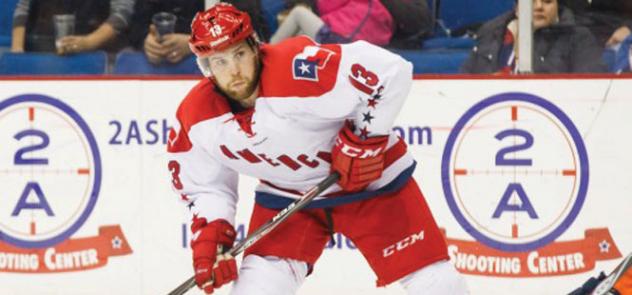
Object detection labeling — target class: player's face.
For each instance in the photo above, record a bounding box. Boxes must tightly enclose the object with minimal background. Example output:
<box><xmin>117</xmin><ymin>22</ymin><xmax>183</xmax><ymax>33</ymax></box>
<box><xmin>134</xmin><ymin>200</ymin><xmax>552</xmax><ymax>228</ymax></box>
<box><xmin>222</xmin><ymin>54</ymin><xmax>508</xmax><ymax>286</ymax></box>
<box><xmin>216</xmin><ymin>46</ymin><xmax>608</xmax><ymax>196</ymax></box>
<box><xmin>533</xmin><ymin>0</ymin><xmax>558</xmax><ymax>29</ymax></box>
<box><xmin>207</xmin><ymin>41</ymin><xmax>260</xmax><ymax>103</ymax></box>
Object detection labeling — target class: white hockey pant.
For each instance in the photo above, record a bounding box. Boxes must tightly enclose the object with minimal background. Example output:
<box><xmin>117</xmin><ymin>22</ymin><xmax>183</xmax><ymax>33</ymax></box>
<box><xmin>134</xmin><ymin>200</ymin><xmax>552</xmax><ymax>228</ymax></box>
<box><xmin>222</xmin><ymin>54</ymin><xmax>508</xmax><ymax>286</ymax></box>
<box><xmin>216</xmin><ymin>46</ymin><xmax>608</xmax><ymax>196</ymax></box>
<box><xmin>230</xmin><ymin>255</ymin><xmax>468</xmax><ymax>295</ymax></box>
<box><xmin>400</xmin><ymin>260</ymin><xmax>469</xmax><ymax>294</ymax></box>
<box><xmin>230</xmin><ymin>255</ymin><xmax>308</xmax><ymax>295</ymax></box>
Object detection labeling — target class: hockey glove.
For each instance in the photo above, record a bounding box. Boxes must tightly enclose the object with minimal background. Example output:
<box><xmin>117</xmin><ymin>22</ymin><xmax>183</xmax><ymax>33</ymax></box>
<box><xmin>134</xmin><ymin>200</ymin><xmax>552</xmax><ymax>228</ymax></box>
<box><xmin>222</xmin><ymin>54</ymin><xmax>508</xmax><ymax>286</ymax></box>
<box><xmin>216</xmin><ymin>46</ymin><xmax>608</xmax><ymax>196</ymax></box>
<box><xmin>331</xmin><ymin>122</ymin><xmax>388</xmax><ymax>192</ymax></box>
<box><xmin>191</xmin><ymin>217</ymin><xmax>238</xmax><ymax>294</ymax></box>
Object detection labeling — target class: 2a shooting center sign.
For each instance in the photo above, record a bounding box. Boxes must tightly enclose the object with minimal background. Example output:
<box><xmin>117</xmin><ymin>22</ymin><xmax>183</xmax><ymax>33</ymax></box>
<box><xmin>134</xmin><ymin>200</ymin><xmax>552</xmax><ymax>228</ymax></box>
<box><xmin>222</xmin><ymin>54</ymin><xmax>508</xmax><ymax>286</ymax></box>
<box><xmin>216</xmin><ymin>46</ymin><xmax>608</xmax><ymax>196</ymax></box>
<box><xmin>0</xmin><ymin>94</ymin><xmax>132</xmax><ymax>273</ymax></box>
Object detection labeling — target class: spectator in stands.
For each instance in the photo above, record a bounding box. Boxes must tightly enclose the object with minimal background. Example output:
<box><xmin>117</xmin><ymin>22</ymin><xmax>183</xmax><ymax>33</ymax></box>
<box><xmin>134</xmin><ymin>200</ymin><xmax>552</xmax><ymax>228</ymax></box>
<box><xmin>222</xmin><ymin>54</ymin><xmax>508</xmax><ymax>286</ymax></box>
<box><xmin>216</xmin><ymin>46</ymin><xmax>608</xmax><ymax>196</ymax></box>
<box><xmin>129</xmin><ymin>0</ymin><xmax>269</xmax><ymax>65</ymax></box>
<box><xmin>128</xmin><ymin>0</ymin><xmax>203</xmax><ymax>65</ymax></box>
<box><xmin>560</xmin><ymin>0</ymin><xmax>632</xmax><ymax>46</ymax></box>
<box><xmin>381</xmin><ymin>0</ymin><xmax>433</xmax><ymax>49</ymax></box>
<box><xmin>11</xmin><ymin>0</ymin><xmax>133</xmax><ymax>54</ymax></box>
<box><xmin>462</xmin><ymin>0</ymin><xmax>606</xmax><ymax>74</ymax></box>
<box><xmin>269</xmin><ymin>0</ymin><xmax>395</xmax><ymax>46</ymax></box>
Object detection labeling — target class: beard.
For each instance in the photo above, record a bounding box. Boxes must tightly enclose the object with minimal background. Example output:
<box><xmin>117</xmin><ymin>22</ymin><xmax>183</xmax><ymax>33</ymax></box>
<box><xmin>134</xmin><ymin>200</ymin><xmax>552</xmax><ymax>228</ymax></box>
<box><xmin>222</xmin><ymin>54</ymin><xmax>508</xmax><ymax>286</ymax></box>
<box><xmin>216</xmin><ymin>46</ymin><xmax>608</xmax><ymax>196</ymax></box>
<box><xmin>217</xmin><ymin>55</ymin><xmax>262</xmax><ymax>102</ymax></box>
<box><xmin>222</xmin><ymin>76</ymin><xmax>258</xmax><ymax>100</ymax></box>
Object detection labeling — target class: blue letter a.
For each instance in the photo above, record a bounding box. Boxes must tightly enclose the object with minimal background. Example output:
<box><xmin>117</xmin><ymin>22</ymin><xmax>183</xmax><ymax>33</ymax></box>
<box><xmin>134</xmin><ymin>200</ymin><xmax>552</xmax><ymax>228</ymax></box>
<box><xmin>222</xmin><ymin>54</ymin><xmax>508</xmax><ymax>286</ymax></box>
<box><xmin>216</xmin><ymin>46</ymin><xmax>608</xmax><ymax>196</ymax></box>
<box><xmin>12</xmin><ymin>182</ymin><xmax>54</xmax><ymax>216</ymax></box>
<box><xmin>492</xmin><ymin>183</ymin><xmax>538</xmax><ymax>219</ymax></box>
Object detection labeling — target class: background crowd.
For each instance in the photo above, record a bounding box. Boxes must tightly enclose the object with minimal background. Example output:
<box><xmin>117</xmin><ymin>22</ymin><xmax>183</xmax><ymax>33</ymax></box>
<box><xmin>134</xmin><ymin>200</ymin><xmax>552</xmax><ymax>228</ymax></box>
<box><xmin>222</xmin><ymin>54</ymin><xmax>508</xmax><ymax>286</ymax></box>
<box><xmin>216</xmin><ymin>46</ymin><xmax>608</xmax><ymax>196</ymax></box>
<box><xmin>1</xmin><ymin>0</ymin><xmax>631</xmax><ymax>74</ymax></box>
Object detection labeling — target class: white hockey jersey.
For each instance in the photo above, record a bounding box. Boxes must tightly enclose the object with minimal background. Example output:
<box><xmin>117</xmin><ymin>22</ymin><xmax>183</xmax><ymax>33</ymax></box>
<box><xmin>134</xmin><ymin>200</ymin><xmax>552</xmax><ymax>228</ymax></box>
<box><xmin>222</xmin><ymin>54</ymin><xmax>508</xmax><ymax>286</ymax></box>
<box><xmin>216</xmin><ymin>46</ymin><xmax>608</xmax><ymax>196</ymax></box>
<box><xmin>167</xmin><ymin>36</ymin><xmax>415</xmax><ymax>224</ymax></box>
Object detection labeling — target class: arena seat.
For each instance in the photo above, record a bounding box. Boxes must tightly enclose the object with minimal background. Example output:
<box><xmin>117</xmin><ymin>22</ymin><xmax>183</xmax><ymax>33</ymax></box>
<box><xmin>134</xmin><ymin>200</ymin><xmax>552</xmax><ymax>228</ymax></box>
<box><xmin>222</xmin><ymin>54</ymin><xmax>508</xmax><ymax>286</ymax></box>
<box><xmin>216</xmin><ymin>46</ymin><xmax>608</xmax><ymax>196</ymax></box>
<box><xmin>393</xmin><ymin>49</ymin><xmax>470</xmax><ymax>74</ymax></box>
<box><xmin>602</xmin><ymin>48</ymin><xmax>617</xmax><ymax>72</ymax></box>
<box><xmin>260</xmin><ymin>0</ymin><xmax>286</xmax><ymax>39</ymax></box>
<box><xmin>0</xmin><ymin>51</ymin><xmax>107</xmax><ymax>75</ymax></box>
<box><xmin>422</xmin><ymin>36</ymin><xmax>475</xmax><ymax>50</ymax></box>
<box><xmin>419</xmin><ymin>0</ymin><xmax>513</xmax><ymax>50</ymax></box>
<box><xmin>0</xmin><ymin>0</ymin><xmax>19</xmax><ymax>46</ymax></box>
<box><xmin>112</xmin><ymin>51</ymin><xmax>199</xmax><ymax>75</ymax></box>
<box><xmin>437</xmin><ymin>0</ymin><xmax>515</xmax><ymax>35</ymax></box>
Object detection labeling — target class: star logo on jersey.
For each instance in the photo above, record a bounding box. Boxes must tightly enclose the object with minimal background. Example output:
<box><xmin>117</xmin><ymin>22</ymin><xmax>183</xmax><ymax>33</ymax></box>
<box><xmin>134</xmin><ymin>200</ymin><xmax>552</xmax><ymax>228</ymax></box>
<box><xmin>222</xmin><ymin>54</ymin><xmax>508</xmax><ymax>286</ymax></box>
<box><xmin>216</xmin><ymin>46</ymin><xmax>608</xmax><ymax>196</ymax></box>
<box><xmin>292</xmin><ymin>46</ymin><xmax>336</xmax><ymax>81</ymax></box>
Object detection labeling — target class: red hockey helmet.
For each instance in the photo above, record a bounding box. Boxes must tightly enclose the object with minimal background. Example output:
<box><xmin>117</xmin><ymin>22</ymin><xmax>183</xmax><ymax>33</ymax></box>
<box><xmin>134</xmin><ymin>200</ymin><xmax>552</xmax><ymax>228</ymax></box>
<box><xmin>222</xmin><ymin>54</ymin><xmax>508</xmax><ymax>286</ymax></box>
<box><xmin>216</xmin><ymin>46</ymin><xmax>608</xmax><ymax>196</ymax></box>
<box><xmin>189</xmin><ymin>3</ymin><xmax>256</xmax><ymax>57</ymax></box>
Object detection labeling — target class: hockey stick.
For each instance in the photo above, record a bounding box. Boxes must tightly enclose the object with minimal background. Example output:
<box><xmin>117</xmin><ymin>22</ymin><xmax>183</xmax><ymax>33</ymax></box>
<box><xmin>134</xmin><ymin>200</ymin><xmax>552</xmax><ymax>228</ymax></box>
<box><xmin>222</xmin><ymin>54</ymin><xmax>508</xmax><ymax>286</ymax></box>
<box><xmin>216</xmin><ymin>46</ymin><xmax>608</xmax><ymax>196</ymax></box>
<box><xmin>592</xmin><ymin>251</ymin><xmax>632</xmax><ymax>295</ymax></box>
<box><xmin>167</xmin><ymin>172</ymin><xmax>340</xmax><ymax>295</ymax></box>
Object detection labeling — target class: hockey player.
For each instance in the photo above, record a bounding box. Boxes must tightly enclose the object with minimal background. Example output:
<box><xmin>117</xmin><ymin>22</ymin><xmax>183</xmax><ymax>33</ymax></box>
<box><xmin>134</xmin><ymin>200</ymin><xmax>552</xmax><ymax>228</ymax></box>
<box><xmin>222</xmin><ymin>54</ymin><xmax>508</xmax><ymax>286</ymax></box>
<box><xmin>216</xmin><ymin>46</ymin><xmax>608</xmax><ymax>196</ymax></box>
<box><xmin>166</xmin><ymin>3</ymin><xmax>468</xmax><ymax>294</ymax></box>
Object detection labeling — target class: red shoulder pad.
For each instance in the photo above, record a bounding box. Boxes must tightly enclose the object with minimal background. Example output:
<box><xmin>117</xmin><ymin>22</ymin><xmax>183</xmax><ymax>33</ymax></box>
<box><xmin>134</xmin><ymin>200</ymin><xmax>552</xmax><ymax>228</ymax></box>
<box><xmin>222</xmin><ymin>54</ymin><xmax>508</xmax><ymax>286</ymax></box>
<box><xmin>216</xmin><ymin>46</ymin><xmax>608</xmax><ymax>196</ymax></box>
<box><xmin>167</xmin><ymin>79</ymin><xmax>231</xmax><ymax>153</ymax></box>
<box><xmin>259</xmin><ymin>36</ymin><xmax>341</xmax><ymax>98</ymax></box>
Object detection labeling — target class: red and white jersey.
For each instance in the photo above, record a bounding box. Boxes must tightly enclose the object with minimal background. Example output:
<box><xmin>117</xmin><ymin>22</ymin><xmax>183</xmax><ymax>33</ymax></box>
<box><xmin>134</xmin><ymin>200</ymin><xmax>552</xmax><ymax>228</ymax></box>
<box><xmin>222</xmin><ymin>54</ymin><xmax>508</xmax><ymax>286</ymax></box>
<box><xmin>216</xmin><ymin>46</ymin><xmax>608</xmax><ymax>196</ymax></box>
<box><xmin>167</xmin><ymin>36</ymin><xmax>414</xmax><ymax>224</ymax></box>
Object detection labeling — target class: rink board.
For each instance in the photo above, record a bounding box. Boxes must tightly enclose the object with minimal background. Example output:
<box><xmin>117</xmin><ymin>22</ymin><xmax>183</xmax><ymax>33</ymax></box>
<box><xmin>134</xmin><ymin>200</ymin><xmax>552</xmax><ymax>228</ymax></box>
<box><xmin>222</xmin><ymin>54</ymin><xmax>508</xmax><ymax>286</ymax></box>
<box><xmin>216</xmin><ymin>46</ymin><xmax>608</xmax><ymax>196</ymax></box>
<box><xmin>0</xmin><ymin>77</ymin><xmax>630</xmax><ymax>295</ymax></box>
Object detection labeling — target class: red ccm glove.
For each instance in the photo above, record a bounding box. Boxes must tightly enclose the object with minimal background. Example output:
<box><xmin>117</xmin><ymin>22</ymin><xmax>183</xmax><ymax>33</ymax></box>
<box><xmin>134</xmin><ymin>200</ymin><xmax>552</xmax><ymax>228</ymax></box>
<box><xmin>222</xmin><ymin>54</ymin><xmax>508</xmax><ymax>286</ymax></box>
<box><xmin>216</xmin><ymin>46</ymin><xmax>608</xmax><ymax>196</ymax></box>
<box><xmin>331</xmin><ymin>122</ymin><xmax>388</xmax><ymax>192</ymax></box>
<box><xmin>191</xmin><ymin>217</ymin><xmax>238</xmax><ymax>294</ymax></box>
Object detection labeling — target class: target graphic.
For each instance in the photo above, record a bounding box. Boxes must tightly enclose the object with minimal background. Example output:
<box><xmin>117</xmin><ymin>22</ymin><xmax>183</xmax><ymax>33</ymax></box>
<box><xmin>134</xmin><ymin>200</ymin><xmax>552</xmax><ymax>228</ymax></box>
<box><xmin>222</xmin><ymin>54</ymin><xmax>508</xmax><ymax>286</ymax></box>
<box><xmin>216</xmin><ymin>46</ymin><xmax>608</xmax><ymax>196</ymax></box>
<box><xmin>0</xmin><ymin>94</ymin><xmax>101</xmax><ymax>249</ymax></box>
<box><xmin>441</xmin><ymin>92</ymin><xmax>589</xmax><ymax>252</ymax></box>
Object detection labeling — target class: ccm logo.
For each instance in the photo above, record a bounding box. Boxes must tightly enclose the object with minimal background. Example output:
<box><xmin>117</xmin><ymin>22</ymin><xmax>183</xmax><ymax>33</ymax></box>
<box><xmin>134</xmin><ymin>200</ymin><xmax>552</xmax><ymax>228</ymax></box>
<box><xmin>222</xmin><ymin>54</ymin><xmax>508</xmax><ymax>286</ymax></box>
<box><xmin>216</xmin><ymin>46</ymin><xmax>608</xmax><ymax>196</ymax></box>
<box><xmin>382</xmin><ymin>230</ymin><xmax>425</xmax><ymax>257</ymax></box>
<box><xmin>336</xmin><ymin>139</ymin><xmax>383</xmax><ymax>159</ymax></box>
